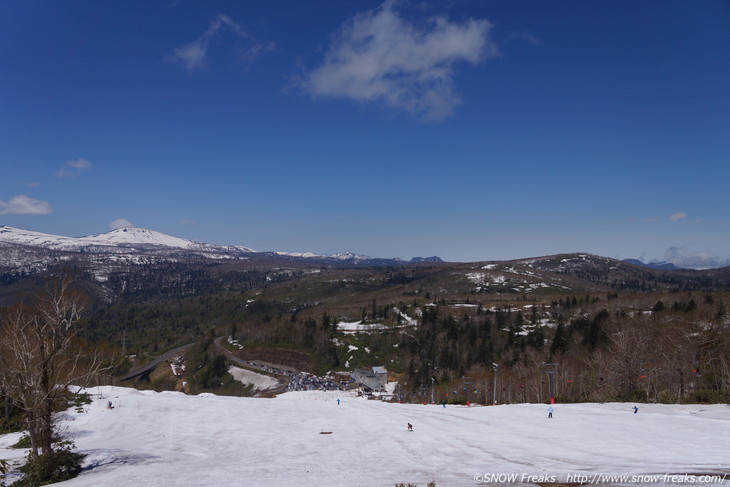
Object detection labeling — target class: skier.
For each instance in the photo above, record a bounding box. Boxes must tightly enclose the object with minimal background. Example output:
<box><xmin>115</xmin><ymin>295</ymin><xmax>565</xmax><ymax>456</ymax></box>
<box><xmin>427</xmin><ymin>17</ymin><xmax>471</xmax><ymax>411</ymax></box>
<box><xmin>633</xmin><ymin>406</ymin><xmax>638</xmax><ymax>414</ymax></box>
<box><xmin>407</xmin><ymin>422</ymin><xmax>413</xmax><ymax>432</ymax></box>
<box><xmin>547</xmin><ymin>406</ymin><xmax>553</xmax><ymax>418</ymax></box>
<box><xmin>337</xmin><ymin>398</ymin><xmax>340</xmax><ymax>406</ymax></box>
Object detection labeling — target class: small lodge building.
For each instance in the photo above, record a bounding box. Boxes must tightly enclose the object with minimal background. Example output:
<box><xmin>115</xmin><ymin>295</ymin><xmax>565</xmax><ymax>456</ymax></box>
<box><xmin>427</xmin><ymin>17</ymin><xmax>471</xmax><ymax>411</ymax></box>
<box><xmin>352</xmin><ymin>366</ymin><xmax>388</xmax><ymax>392</ymax></box>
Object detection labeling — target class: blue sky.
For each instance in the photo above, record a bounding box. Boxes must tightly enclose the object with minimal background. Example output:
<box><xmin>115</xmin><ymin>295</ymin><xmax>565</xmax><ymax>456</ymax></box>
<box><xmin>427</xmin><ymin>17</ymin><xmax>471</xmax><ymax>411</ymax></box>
<box><xmin>1</xmin><ymin>1</ymin><xmax>729</xmax><ymax>267</ymax></box>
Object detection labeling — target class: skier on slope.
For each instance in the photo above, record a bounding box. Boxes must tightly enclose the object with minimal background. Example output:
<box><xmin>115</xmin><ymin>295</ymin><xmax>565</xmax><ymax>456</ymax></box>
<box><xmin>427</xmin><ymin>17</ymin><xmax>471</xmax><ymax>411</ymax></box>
<box><xmin>547</xmin><ymin>406</ymin><xmax>553</xmax><ymax>418</ymax></box>
<box><xmin>407</xmin><ymin>423</ymin><xmax>413</xmax><ymax>431</ymax></box>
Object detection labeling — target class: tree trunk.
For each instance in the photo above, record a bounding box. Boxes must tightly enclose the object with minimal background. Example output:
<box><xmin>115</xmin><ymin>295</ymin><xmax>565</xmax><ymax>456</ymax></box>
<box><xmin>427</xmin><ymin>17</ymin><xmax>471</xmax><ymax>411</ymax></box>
<box><xmin>27</xmin><ymin>411</ymin><xmax>40</xmax><ymax>458</ymax></box>
<box><xmin>677</xmin><ymin>367</ymin><xmax>684</xmax><ymax>403</ymax></box>
<box><xmin>39</xmin><ymin>401</ymin><xmax>54</xmax><ymax>457</ymax></box>
<box><xmin>3</xmin><ymin>392</ymin><xmax>9</xmax><ymax>422</ymax></box>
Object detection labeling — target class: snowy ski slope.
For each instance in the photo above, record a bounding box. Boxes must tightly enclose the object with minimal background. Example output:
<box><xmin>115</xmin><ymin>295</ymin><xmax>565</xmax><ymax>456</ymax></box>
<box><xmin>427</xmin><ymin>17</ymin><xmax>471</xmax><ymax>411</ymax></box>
<box><xmin>1</xmin><ymin>387</ymin><xmax>729</xmax><ymax>486</ymax></box>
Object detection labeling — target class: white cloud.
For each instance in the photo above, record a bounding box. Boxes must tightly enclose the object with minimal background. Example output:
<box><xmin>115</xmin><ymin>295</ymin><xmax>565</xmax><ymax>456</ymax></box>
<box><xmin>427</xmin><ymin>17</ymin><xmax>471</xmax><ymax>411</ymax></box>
<box><xmin>109</xmin><ymin>218</ymin><xmax>135</xmax><ymax>230</ymax></box>
<box><xmin>58</xmin><ymin>158</ymin><xmax>92</xmax><ymax>178</ymax></box>
<box><xmin>302</xmin><ymin>0</ymin><xmax>497</xmax><ymax>121</ymax></box>
<box><xmin>0</xmin><ymin>195</ymin><xmax>53</xmax><ymax>215</ymax></box>
<box><xmin>169</xmin><ymin>42</ymin><xmax>208</xmax><ymax>71</ymax></box>
<box><xmin>669</xmin><ymin>212</ymin><xmax>687</xmax><ymax>222</ymax></box>
<box><xmin>165</xmin><ymin>14</ymin><xmax>273</xmax><ymax>72</ymax></box>
<box><xmin>663</xmin><ymin>246</ymin><xmax>730</xmax><ymax>270</ymax></box>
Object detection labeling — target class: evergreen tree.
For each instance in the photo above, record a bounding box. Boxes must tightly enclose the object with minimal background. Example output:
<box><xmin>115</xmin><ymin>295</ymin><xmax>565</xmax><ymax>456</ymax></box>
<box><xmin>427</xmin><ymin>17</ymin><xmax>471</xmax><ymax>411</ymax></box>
<box><xmin>550</xmin><ymin>320</ymin><xmax>568</xmax><ymax>356</ymax></box>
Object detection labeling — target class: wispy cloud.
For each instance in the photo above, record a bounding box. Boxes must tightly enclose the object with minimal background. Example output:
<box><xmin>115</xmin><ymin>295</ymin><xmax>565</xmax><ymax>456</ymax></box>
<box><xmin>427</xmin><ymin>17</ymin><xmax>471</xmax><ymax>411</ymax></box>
<box><xmin>165</xmin><ymin>13</ymin><xmax>274</xmax><ymax>72</ymax></box>
<box><xmin>0</xmin><ymin>195</ymin><xmax>53</xmax><ymax>215</ymax></box>
<box><xmin>663</xmin><ymin>246</ymin><xmax>730</xmax><ymax>270</ymax></box>
<box><xmin>628</xmin><ymin>216</ymin><xmax>658</xmax><ymax>223</ymax></box>
<box><xmin>669</xmin><ymin>212</ymin><xmax>687</xmax><ymax>222</ymax></box>
<box><xmin>109</xmin><ymin>218</ymin><xmax>135</xmax><ymax>230</ymax></box>
<box><xmin>301</xmin><ymin>0</ymin><xmax>497</xmax><ymax>121</ymax></box>
<box><xmin>58</xmin><ymin>158</ymin><xmax>92</xmax><ymax>178</ymax></box>
<box><xmin>508</xmin><ymin>31</ymin><xmax>543</xmax><ymax>47</ymax></box>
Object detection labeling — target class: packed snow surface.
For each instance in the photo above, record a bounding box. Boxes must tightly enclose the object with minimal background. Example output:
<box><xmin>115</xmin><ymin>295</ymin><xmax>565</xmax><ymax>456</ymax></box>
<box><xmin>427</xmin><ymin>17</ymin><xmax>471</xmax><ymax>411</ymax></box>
<box><xmin>2</xmin><ymin>387</ymin><xmax>729</xmax><ymax>487</ymax></box>
<box><xmin>228</xmin><ymin>366</ymin><xmax>280</xmax><ymax>391</ymax></box>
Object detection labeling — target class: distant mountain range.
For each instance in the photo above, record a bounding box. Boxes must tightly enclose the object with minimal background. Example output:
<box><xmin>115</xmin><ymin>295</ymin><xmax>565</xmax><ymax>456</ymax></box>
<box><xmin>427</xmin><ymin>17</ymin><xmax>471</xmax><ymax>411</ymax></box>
<box><xmin>0</xmin><ymin>226</ymin><xmax>718</xmax><ymax>276</ymax></box>
<box><xmin>0</xmin><ymin>225</ymin><xmax>716</xmax><ymax>275</ymax></box>
<box><xmin>2</xmin><ymin>225</ymin><xmax>730</xmax><ymax>309</ymax></box>
<box><xmin>621</xmin><ymin>259</ymin><xmax>683</xmax><ymax>271</ymax></box>
<box><xmin>0</xmin><ymin>225</ymin><xmax>442</xmax><ymax>269</ymax></box>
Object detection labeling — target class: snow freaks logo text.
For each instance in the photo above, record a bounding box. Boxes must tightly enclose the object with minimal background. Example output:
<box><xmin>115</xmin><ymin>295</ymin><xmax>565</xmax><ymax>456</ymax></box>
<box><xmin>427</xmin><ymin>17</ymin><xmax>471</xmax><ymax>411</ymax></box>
<box><xmin>473</xmin><ymin>473</ymin><xmax>728</xmax><ymax>484</ymax></box>
<box><xmin>474</xmin><ymin>474</ymin><xmax>556</xmax><ymax>484</ymax></box>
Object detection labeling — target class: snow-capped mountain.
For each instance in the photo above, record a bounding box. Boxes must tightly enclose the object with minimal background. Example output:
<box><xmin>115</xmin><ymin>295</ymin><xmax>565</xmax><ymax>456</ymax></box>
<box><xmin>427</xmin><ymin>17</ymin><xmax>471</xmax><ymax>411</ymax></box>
<box><xmin>0</xmin><ymin>225</ymin><xmax>84</xmax><ymax>250</ymax></box>
<box><xmin>0</xmin><ymin>226</ymin><xmax>255</xmax><ymax>254</ymax></box>
<box><xmin>274</xmin><ymin>250</ymin><xmax>443</xmax><ymax>265</ymax></box>
<box><xmin>0</xmin><ymin>226</ymin><xmax>258</xmax><ymax>278</ymax></box>
<box><xmin>0</xmin><ymin>226</ymin><xmax>440</xmax><ymax>271</ymax></box>
<box><xmin>275</xmin><ymin>251</ymin><xmax>373</xmax><ymax>262</ymax></box>
<box><xmin>79</xmin><ymin>227</ymin><xmax>239</xmax><ymax>251</ymax></box>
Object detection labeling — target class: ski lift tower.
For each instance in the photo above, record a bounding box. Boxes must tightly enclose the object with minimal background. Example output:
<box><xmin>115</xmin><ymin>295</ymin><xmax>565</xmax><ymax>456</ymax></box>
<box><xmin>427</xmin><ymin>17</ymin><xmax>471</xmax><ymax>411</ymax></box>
<box><xmin>543</xmin><ymin>363</ymin><xmax>558</xmax><ymax>404</ymax></box>
<box><xmin>463</xmin><ymin>376</ymin><xmax>473</xmax><ymax>402</ymax></box>
<box><xmin>120</xmin><ymin>330</ymin><xmax>129</xmax><ymax>358</ymax></box>
<box><xmin>492</xmin><ymin>363</ymin><xmax>499</xmax><ymax>405</ymax></box>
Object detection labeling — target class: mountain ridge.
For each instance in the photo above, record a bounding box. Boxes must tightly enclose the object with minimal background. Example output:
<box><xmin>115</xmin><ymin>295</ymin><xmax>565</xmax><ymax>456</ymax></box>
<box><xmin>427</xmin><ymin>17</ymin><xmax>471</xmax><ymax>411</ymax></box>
<box><xmin>0</xmin><ymin>226</ymin><xmax>442</xmax><ymax>267</ymax></box>
<box><xmin>622</xmin><ymin>258</ymin><xmax>683</xmax><ymax>271</ymax></box>
<box><xmin>0</xmin><ymin>225</ymin><xmax>256</xmax><ymax>253</ymax></box>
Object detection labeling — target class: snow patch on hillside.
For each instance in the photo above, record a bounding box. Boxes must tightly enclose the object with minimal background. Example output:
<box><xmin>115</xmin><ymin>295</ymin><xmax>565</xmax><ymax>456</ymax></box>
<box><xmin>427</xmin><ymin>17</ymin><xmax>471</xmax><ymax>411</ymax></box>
<box><xmin>336</xmin><ymin>321</ymin><xmax>387</xmax><ymax>333</ymax></box>
<box><xmin>228</xmin><ymin>367</ymin><xmax>280</xmax><ymax>391</ymax></box>
<box><xmin>392</xmin><ymin>307</ymin><xmax>418</xmax><ymax>326</ymax></box>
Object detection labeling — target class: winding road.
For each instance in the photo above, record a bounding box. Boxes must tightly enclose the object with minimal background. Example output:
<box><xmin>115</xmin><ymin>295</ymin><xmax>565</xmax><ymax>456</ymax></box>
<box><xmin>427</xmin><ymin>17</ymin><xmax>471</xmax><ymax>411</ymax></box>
<box><xmin>118</xmin><ymin>343</ymin><xmax>193</xmax><ymax>382</ymax></box>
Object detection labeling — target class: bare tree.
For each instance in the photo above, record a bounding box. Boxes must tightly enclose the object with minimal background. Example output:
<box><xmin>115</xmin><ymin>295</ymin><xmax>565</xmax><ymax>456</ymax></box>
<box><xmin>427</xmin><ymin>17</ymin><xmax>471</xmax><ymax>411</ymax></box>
<box><xmin>0</xmin><ymin>277</ymin><xmax>106</xmax><ymax>463</ymax></box>
<box><xmin>607</xmin><ymin>325</ymin><xmax>651</xmax><ymax>400</ymax></box>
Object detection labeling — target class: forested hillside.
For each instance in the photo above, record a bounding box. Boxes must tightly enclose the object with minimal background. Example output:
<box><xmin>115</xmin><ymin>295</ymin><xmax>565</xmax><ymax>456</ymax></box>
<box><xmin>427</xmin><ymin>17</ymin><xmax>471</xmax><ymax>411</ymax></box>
<box><xmin>1</xmin><ymin>253</ymin><xmax>729</xmax><ymax>403</ymax></box>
